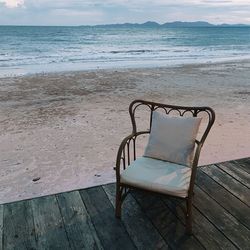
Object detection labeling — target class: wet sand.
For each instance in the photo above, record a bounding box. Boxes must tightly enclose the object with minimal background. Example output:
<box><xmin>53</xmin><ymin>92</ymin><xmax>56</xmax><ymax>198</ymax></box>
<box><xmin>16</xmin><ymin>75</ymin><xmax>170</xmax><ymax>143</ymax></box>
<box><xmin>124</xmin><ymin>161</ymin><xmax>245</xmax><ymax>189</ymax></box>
<box><xmin>0</xmin><ymin>60</ymin><xmax>250</xmax><ymax>204</ymax></box>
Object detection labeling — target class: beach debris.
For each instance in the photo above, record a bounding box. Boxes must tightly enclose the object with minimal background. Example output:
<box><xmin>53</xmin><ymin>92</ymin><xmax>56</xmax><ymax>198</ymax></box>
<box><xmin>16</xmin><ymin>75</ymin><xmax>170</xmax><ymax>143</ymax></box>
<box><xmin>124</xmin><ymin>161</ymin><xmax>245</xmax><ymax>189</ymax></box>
<box><xmin>94</xmin><ymin>174</ymin><xmax>101</xmax><ymax>177</ymax></box>
<box><xmin>32</xmin><ymin>177</ymin><xmax>41</xmax><ymax>182</ymax></box>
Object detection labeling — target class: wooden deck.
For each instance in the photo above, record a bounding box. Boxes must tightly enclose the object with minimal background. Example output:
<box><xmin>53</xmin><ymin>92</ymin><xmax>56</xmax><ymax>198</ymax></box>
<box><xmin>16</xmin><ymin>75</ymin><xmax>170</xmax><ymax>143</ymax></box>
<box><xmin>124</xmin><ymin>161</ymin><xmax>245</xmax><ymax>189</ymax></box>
<box><xmin>0</xmin><ymin>158</ymin><xmax>249</xmax><ymax>249</ymax></box>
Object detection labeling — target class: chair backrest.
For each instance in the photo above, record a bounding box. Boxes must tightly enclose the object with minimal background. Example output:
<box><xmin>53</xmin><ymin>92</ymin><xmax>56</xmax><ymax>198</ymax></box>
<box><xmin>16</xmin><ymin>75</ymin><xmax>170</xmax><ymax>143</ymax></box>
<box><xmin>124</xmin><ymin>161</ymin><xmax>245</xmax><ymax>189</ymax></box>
<box><xmin>129</xmin><ymin>99</ymin><xmax>215</xmax><ymax>147</ymax></box>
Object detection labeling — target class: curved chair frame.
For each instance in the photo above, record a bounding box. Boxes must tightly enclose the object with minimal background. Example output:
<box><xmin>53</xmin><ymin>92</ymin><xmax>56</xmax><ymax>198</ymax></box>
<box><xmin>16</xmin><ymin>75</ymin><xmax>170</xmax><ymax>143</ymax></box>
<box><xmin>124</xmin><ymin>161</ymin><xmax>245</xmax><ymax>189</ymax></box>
<box><xmin>115</xmin><ymin>99</ymin><xmax>215</xmax><ymax>234</ymax></box>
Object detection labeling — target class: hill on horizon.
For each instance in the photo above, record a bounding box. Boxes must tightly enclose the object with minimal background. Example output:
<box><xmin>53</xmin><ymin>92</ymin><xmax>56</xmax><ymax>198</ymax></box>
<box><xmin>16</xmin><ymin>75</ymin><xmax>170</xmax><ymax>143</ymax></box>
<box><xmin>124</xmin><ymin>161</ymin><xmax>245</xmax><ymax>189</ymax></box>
<box><xmin>82</xmin><ymin>21</ymin><xmax>249</xmax><ymax>28</ymax></box>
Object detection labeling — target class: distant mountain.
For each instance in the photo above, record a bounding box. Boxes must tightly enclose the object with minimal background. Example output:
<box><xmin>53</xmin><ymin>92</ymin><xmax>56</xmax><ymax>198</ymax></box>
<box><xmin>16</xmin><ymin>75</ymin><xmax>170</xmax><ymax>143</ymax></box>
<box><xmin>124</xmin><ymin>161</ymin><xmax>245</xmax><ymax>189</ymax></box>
<box><xmin>162</xmin><ymin>21</ymin><xmax>214</xmax><ymax>27</ymax></box>
<box><xmin>218</xmin><ymin>23</ymin><xmax>248</xmax><ymax>27</ymax></box>
<box><xmin>140</xmin><ymin>21</ymin><xmax>160</xmax><ymax>28</ymax></box>
<box><xmin>91</xmin><ymin>21</ymin><xmax>160</xmax><ymax>28</ymax></box>
<box><xmin>83</xmin><ymin>21</ymin><xmax>250</xmax><ymax>28</ymax></box>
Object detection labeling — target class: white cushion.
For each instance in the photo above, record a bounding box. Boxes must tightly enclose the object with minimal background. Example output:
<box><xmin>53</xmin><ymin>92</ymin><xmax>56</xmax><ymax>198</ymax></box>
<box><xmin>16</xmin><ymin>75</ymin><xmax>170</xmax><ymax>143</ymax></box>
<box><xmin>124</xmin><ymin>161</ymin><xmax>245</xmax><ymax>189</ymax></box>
<box><xmin>120</xmin><ymin>157</ymin><xmax>191</xmax><ymax>198</ymax></box>
<box><xmin>144</xmin><ymin>111</ymin><xmax>202</xmax><ymax>167</ymax></box>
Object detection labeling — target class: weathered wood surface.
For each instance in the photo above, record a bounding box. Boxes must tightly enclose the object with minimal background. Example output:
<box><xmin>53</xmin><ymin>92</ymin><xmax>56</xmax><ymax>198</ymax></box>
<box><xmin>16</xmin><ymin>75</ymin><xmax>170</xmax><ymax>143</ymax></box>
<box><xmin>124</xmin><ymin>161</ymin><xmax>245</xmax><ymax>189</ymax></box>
<box><xmin>79</xmin><ymin>187</ymin><xmax>136</xmax><ymax>250</ymax></box>
<box><xmin>216</xmin><ymin>161</ymin><xmax>250</xmax><ymax>188</ymax></box>
<box><xmin>196</xmin><ymin>169</ymin><xmax>250</xmax><ymax>229</ymax></box>
<box><xmin>193</xmin><ymin>186</ymin><xmax>250</xmax><ymax>249</ymax></box>
<box><xmin>3</xmin><ymin>201</ymin><xmax>36</xmax><ymax>250</ymax></box>
<box><xmin>133</xmin><ymin>190</ymin><xmax>204</xmax><ymax>250</ymax></box>
<box><xmin>56</xmin><ymin>191</ymin><xmax>103</xmax><ymax>250</ymax></box>
<box><xmin>234</xmin><ymin>158</ymin><xmax>250</xmax><ymax>174</ymax></box>
<box><xmin>103</xmin><ymin>184</ymin><xmax>168</xmax><ymax>250</ymax></box>
<box><xmin>31</xmin><ymin>196</ymin><xmax>71</xmax><ymax>250</ymax></box>
<box><xmin>162</xmin><ymin>196</ymin><xmax>237</xmax><ymax>250</ymax></box>
<box><xmin>0</xmin><ymin>205</ymin><xmax>3</xmax><ymax>250</ymax></box>
<box><xmin>201</xmin><ymin>164</ymin><xmax>250</xmax><ymax>206</ymax></box>
<box><xmin>0</xmin><ymin>157</ymin><xmax>249</xmax><ymax>249</ymax></box>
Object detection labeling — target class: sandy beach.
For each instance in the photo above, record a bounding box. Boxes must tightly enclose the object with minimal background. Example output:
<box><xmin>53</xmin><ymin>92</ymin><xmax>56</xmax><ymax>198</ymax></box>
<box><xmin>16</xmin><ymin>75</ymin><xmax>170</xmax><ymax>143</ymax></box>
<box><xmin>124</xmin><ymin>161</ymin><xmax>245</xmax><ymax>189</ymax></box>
<box><xmin>0</xmin><ymin>60</ymin><xmax>250</xmax><ymax>204</ymax></box>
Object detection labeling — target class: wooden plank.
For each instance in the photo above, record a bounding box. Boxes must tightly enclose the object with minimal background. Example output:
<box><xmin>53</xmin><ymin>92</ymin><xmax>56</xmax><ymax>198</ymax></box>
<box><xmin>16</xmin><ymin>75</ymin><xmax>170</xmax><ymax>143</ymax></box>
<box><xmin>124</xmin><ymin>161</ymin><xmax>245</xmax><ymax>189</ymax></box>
<box><xmin>0</xmin><ymin>205</ymin><xmax>4</xmax><ymax>250</ymax></box>
<box><xmin>31</xmin><ymin>195</ymin><xmax>71</xmax><ymax>250</ymax></box>
<box><xmin>232</xmin><ymin>158</ymin><xmax>250</xmax><ymax>174</ymax></box>
<box><xmin>216</xmin><ymin>161</ymin><xmax>250</xmax><ymax>188</ymax></box>
<box><xmin>193</xmin><ymin>185</ymin><xmax>250</xmax><ymax>249</ymax></box>
<box><xmin>236</xmin><ymin>157</ymin><xmax>250</xmax><ymax>165</ymax></box>
<box><xmin>162</xmin><ymin>196</ymin><xmax>237</xmax><ymax>250</ymax></box>
<box><xmin>3</xmin><ymin>200</ymin><xmax>37</xmax><ymax>250</ymax></box>
<box><xmin>79</xmin><ymin>186</ymin><xmax>136</xmax><ymax>250</ymax></box>
<box><xmin>56</xmin><ymin>191</ymin><xmax>103</xmax><ymax>250</ymax></box>
<box><xmin>132</xmin><ymin>190</ymin><xmax>204</xmax><ymax>250</ymax></box>
<box><xmin>196</xmin><ymin>169</ymin><xmax>250</xmax><ymax>229</ymax></box>
<box><xmin>201</xmin><ymin>164</ymin><xmax>250</xmax><ymax>206</ymax></box>
<box><xmin>103</xmin><ymin>183</ymin><xmax>169</xmax><ymax>250</ymax></box>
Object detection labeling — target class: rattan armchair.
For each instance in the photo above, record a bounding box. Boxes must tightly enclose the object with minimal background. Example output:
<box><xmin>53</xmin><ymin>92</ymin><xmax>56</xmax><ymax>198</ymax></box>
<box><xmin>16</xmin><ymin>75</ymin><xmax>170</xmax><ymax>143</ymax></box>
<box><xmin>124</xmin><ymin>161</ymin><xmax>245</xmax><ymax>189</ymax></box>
<box><xmin>115</xmin><ymin>100</ymin><xmax>215</xmax><ymax>234</ymax></box>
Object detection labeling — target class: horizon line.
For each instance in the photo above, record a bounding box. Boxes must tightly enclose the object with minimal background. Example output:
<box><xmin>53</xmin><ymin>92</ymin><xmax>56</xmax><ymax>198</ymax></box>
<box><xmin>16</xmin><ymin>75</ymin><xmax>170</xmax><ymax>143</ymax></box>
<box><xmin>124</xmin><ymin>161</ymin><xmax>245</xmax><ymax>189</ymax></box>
<box><xmin>0</xmin><ymin>20</ymin><xmax>250</xmax><ymax>27</ymax></box>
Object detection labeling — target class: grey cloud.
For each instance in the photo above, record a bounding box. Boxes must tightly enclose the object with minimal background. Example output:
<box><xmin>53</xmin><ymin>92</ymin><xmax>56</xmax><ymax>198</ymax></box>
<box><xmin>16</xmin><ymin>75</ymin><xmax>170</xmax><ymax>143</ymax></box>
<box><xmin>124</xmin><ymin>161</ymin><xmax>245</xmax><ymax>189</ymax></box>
<box><xmin>0</xmin><ymin>0</ymin><xmax>250</xmax><ymax>25</ymax></box>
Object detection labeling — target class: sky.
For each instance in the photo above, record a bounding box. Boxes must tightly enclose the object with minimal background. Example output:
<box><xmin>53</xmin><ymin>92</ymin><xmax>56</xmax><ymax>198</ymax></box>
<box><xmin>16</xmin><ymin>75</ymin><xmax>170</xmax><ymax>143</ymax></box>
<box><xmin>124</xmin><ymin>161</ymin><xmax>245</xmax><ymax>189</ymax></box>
<box><xmin>0</xmin><ymin>0</ymin><xmax>250</xmax><ymax>26</ymax></box>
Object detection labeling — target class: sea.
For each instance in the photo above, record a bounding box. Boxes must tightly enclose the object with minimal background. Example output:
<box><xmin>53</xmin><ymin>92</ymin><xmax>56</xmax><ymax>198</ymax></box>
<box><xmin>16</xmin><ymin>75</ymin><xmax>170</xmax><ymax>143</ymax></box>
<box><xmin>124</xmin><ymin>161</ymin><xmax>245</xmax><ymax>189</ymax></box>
<box><xmin>1</xmin><ymin>25</ymin><xmax>250</xmax><ymax>77</ymax></box>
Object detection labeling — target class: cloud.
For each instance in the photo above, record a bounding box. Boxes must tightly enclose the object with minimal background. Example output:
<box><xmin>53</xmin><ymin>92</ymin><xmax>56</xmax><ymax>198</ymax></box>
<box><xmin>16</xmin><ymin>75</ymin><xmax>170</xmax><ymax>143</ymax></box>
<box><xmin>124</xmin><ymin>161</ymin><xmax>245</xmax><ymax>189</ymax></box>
<box><xmin>0</xmin><ymin>0</ymin><xmax>250</xmax><ymax>25</ymax></box>
<box><xmin>0</xmin><ymin>0</ymin><xmax>24</xmax><ymax>8</ymax></box>
<box><xmin>199</xmin><ymin>0</ymin><xmax>250</xmax><ymax>6</ymax></box>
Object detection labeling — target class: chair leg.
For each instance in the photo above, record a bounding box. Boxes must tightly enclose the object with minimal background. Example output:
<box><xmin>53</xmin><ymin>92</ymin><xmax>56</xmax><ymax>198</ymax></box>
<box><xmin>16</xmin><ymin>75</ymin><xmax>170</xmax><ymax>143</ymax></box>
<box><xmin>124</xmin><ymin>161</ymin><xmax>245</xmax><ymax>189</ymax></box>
<box><xmin>186</xmin><ymin>197</ymin><xmax>193</xmax><ymax>235</ymax></box>
<box><xmin>115</xmin><ymin>185</ymin><xmax>122</xmax><ymax>218</ymax></box>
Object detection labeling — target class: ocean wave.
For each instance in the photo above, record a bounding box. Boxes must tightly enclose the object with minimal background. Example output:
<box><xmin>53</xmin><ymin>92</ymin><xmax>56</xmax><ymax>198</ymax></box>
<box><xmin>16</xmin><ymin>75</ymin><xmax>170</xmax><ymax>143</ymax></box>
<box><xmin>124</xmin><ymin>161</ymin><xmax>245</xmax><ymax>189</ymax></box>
<box><xmin>173</xmin><ymin>49</ymin><xmax>189</xmax><ymax>53</ymax></box>
<box><xmin>109</xmin><ymin>49</ymin><xmax>172</xmax><ymax>54</ymax></box>
<box><xmin>110</xmin><ymin>49</ymin><xmax>152</xmax><ymax>54</ymax></box>
<box><xmin>0</xmin><ymin>26</ymin><xmax>250</xmax><ymax>75</ymax></box>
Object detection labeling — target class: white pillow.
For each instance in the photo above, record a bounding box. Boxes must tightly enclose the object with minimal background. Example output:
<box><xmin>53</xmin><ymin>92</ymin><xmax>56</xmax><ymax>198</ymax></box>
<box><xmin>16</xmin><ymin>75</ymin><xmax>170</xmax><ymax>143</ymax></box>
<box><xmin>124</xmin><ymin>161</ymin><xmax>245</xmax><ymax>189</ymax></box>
<box><xmin>144</xmin><ymin>111</ymin><xmax>202</xmax><ymax>167</ymax></box>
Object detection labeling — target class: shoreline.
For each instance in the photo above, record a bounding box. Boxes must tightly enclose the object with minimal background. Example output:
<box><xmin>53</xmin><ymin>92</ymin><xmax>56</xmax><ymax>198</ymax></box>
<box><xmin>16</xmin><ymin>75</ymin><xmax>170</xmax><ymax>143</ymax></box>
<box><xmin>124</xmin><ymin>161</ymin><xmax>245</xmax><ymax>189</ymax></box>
<box><xmin>0</xmin><ymin>60</ymin><xmax>250</xmax><ymax>204</ymax></box>
<box><xmin>1</xmin><ymin>57</ymin><xmax>250</xmax><ymax>79</ymax></box>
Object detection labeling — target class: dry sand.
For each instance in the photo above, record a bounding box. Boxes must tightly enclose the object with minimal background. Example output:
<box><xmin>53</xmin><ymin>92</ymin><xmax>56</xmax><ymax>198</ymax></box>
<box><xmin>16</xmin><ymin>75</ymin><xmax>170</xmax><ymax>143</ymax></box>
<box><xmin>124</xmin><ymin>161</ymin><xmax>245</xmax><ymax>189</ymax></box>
<box><xmin>0</xmin><ymin>60</ymin><xmax>250</xmax><ymax>204</ymax></box>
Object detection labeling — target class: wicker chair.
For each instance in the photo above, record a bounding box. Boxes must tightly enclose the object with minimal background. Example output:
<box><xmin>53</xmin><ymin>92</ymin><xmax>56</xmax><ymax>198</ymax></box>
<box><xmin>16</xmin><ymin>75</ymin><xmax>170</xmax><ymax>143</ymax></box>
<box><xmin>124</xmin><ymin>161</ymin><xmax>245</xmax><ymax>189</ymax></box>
<box><xmin>115</xmin><ymin>100</ymin><xmax>215</xmax><ymax>234</ymax></box>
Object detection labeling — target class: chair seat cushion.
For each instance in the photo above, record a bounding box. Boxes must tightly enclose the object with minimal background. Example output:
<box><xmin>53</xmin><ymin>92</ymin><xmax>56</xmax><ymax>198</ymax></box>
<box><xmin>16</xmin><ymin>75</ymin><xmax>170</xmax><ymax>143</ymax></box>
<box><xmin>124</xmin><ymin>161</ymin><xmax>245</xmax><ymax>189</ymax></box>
<box><xmin>120</xmin><ymin>157</ymin><xmax>191</xmax><ymax>198</ymax></box>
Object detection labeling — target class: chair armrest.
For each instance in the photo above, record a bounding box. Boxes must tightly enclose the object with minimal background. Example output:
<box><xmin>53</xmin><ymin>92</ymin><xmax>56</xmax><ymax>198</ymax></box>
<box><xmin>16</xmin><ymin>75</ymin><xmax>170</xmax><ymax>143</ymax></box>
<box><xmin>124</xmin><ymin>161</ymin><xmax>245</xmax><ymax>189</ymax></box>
<box><xmin>188</xmin><ymin>140</ymin><xmax>203</xmax><ymax>196</ymax></box>
<box><xmin>193</xmin><ymin>140</ymin><xmax>203</xmax><ymax>168</ymax></box>
<box><xmin>115</xmin><ymin>131</ymin><xmax>149</xmax><ymax>180</ymax></box>
<box><xmin>115</xmin><ymin>133</ymin><xmax>135</xmax><ymax>168</ymax></box>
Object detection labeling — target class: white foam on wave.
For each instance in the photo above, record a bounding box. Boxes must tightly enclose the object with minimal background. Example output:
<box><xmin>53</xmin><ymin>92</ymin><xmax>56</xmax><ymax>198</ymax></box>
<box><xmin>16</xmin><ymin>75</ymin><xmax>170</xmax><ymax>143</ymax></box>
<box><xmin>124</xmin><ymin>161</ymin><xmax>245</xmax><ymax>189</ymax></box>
<box><xmin>1</xmin><ymin>26</ymin><xmax>250</xmax><ymax>77</ymax></box>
